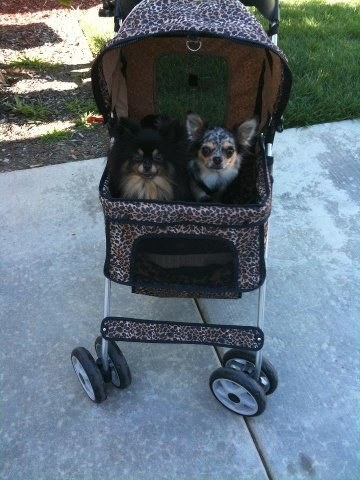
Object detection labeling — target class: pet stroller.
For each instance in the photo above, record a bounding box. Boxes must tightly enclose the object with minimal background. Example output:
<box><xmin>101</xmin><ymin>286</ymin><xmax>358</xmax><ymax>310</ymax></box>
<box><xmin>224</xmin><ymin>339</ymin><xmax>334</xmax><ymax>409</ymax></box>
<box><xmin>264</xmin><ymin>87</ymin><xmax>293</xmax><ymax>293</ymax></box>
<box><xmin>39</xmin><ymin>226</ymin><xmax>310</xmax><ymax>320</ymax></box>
<box><xmin>71</xmin><ymin>0</ymin><xmax>292</xmax><ymax>416</ymax></box>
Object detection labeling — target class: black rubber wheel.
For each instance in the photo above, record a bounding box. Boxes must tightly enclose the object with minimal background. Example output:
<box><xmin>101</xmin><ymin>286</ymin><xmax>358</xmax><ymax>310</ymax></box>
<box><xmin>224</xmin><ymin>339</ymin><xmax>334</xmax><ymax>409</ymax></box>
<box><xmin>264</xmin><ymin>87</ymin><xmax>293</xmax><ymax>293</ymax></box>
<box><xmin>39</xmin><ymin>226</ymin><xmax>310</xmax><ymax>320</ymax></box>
<box><xmin>71</xmin><ymin>347</ymin><xmax>107</xmax><ymax>403</ymax></box>
<box><xmin>95</xmin><ymin>336</ymin><xmax>132</xmax><ymax>389</ymax></box>
<box><xmin>209</xmin><ymin>367</ymin><xmax>266</xmax><ymax>416</ymax></box>
<box><xmin>222</xmin><ymin>349</ymin><xmax>278</xmax><ymax>395</ymax></box>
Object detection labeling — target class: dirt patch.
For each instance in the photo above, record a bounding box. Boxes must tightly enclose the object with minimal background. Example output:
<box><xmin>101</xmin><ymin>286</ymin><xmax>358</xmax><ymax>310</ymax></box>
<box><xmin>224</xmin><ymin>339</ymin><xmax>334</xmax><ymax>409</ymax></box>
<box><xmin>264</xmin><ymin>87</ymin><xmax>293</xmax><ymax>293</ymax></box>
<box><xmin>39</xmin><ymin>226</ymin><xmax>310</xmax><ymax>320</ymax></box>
<box><xmin>0</xmin><ymin>0</ymin><xmax>112</xmax><ymax>172</ymax></box>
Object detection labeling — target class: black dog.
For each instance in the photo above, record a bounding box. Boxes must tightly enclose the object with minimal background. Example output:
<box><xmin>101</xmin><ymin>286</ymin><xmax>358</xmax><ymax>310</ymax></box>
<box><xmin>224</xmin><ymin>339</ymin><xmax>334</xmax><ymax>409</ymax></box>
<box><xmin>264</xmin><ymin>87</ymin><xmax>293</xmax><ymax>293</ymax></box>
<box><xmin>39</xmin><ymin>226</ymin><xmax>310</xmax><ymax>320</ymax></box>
<box><xmin>107</xmin><ymin>115</ymin><xmax>192</xmax><ymax>201</ymax></box>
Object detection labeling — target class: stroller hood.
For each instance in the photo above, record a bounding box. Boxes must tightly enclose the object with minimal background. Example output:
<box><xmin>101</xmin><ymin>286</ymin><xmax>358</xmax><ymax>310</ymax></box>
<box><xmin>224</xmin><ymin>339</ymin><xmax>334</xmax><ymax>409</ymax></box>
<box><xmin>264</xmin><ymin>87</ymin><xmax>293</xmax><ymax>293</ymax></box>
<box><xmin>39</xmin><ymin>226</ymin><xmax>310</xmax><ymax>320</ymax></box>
<box><xmin>92</xmin><ymin>0</ymin><xmax>292</xmax><ymax>130</ymax></box>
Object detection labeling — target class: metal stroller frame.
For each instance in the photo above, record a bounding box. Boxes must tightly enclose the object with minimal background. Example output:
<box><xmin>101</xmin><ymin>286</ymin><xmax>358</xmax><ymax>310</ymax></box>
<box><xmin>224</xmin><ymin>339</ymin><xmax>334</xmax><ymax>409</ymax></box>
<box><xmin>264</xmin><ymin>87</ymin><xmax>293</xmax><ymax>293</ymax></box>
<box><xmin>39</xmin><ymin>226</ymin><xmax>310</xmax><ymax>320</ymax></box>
<box><xmin>71</xmin><ymin>0</ymin><xmax>291</xmax><ymax>416</ymax></box>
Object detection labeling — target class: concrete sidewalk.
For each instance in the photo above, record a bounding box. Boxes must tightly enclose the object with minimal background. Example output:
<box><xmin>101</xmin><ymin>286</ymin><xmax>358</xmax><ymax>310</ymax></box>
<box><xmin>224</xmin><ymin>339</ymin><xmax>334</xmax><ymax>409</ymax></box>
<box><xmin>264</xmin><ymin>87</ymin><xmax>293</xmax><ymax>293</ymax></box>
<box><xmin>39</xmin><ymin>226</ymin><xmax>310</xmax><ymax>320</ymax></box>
<box><xmin>0</xmin><ymin>119</ymin><xmax>359</xmax><ymax>479</ymax></box>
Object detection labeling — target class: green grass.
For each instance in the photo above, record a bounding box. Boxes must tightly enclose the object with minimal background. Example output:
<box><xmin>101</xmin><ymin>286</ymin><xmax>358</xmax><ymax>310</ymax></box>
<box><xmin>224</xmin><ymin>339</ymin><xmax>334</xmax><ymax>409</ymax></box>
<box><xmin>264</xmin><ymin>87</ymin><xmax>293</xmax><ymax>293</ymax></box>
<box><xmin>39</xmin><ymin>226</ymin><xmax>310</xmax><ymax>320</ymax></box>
<box><xmin>9</xmin><ymin>55</ymin><xmax>63</xmax><ymax>71</ymax></box>
<box><xmin>74</xmin><ymin>110</ymin><xmax>97</xmax><ymax>128</ymax></box>
<box><xmin>40</xmin><ymin>129</ymin><xmax>73</xmax><ymax>142</ymax></box>
<box><xmin>279</xmin><ymin>0</ymin><xmax>360</xmax><ymax>127</ymax></box>
<box><xmin>3</xmin><ymin>57</ymin><xmax>96</xmax><ymax>128</ymax></box>
<box><xmin>9</xmin><ymin>93</ymin><xmax>97</xmax><ymax>127</ymax></box>
<box><xmin>63</xmin><ymin>98</ymin><xmax>97</xmax><ymax>127</ymax></box>
<box><xmin>64</xmin><ymin>98</ymin><xmax>96</xmax><ymax>115</ymax></box>
<box><xmin>156</xmin><ymin>54</ymin><xmax>228</xmax><ymax>125</ymax></box>
<box><xmin>6</xmin><ymin>95</ymin><xmax>50</xmax><ymax>120</ymax></box>
<box><xmin>79</xmin><ymin>15</ymin><xmax>113</xmax><ymax>55</ymax></box>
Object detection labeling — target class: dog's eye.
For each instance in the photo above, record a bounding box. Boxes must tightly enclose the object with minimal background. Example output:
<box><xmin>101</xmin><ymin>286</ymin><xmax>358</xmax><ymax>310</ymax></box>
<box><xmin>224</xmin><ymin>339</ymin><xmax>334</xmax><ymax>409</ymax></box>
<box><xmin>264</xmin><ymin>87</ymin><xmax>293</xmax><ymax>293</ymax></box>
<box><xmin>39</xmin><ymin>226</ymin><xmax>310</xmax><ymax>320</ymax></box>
<box><xmin>201</xmin><ymin>146</ymin><xmax>212</xmax><ymax>157</ymax></box>
<box><xmin>153</xmin><ymin>152</ymin><xmax>163</xmax><ymax>163</ymax></box>
<box><xmin>224</xmin><ymin>147</ymin><xmax>235</xmax><ymax>158</ymax></box>
<box><xmin>132</xmin><ymin>153</ymin><xmax>143</xmax><ymax>163</ymax></box>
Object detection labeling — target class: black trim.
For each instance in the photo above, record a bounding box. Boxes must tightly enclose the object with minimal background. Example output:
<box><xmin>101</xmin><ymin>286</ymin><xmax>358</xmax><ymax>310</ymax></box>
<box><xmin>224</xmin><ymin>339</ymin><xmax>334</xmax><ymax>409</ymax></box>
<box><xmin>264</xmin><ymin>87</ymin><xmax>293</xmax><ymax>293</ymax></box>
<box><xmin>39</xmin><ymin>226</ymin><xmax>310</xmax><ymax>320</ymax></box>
<box><xmin>106</xmin><ymin>215</ymin><xmax>269</xmax><ymax>230</ymax></box>
<box><xmin>103</xmin><ymin>271</ymin><xmax>265</xmax><ymax>295</ymax></box>
<box><xmin>267</xmin><ymin>22</ymin><xmax>279</xmax><ymax>37</ymax></box>
<box><xmin>265</xmin><ymin>49</ymin><xmax>273</xmax><ymax>73</ymax></box>
<box><xmin>99</xmin><ymin>142</ymin><xmax>272</xmax><ymax>211</ymax></box>
<box><xmin>254</xmin><ymin>59</ymin><xmax>266</xmax><ymax>123</ymax></box>
<box><xmin>258</xmin><ymin>224</ymin><xmax>267</xmax><ymax>287</ymax></box>
<box><xmin>103</xmin><ymin>218</ymin><xmax>112</xmax><ymax>280</ymax></box>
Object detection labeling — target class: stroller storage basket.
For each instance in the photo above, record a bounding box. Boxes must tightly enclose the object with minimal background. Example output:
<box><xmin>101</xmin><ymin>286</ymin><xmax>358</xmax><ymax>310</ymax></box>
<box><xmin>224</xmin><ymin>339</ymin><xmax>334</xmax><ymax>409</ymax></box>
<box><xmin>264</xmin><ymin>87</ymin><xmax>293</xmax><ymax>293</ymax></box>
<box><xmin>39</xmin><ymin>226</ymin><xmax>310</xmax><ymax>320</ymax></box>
<box><xmin>99</xmin><ymin>142</ymin><xmax>271</xmax><ymax>299</ymax></box>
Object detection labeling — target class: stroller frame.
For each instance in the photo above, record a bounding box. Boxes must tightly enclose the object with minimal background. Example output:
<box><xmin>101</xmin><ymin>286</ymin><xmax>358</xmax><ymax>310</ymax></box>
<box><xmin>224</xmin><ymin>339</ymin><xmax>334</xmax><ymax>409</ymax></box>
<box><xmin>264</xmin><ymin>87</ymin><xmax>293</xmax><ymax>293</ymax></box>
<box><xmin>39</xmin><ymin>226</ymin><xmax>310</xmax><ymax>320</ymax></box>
<box><xmin>98</xmin><ymin>140</ymin><xmax>272</xmax><ymax>415</ymax></box>
<box><xmin>71</xmin><ymin>0</ymin><xmax>291</xmax><ymax>416</ymax></box>
<box><xmin>101</xmin><ymin>237</ymin><xmax>268</xmax><ymax>374</ymax></box>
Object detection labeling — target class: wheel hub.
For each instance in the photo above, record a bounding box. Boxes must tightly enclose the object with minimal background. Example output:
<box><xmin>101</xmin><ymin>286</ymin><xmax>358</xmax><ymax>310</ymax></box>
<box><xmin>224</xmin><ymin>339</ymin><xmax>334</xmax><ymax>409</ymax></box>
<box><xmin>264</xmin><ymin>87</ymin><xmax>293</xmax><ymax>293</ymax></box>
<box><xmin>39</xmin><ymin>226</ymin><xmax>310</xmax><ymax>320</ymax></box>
<box><xmin>228</xmin><ymin>393</ymin><xmax>240</xmax><ymax>403</ymax></box>
<box><xmin>71</xmin><ymin>356</ymin><xmax>96</xmax><ymax>401</ymax></box>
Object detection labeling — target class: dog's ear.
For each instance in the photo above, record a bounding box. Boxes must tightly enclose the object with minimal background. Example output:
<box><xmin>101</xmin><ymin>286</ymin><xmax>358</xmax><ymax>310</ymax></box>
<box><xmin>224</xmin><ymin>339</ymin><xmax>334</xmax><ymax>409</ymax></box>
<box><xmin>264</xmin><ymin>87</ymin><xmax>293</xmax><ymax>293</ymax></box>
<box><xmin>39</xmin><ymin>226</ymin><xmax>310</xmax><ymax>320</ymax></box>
<box><xmin>140</xmin><ymin>114</ymin><xmax>167</xmax><ymax>129</ymax></box>
<box><xmin>158</xmin><ymin>118</ymin><xmax>187</xmax><ymax>144</ymax></box>
<box><xmin>119</xmin><ymin>117</ymin><xmax>141</xmax><ymax>135</ymax></box>
<box><xmin>114</xmin><ymin>117</ymin><xmax>140</xmax><ymax>137</ymax></box>
<box><xmin>234</xmin><ymin>118</ymin><xmax>258</xmax><ymax>147</ymax></box>
<box><xmin>186</xmin><ymin>113</ymin><xmax>206</xmax><ymax>141</ymax></box>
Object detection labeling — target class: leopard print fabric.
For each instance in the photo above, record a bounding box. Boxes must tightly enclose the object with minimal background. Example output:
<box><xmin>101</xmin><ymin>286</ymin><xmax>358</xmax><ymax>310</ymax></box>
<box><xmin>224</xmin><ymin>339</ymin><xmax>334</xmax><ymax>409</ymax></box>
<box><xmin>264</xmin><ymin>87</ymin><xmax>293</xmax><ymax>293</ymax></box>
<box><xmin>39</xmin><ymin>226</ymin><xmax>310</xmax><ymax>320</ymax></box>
<box><xmin>104</xmin><ymin>220</ymin><xmax>265</xmax><ymax>290</ymax></box>
<box><xmin>92</xmin><ymin>0</ymin><xmax>291</xmax><ymax>121</ymax></box>
<box><xmin>99</xmin><ymin>147</ymin><xmax>270</xmax><ymax>297</ymax></box>
<box><xmin>101</xmin><ymin>317</ymin><xmax>264</xmax><ymax>350</ymax></box>
<box><xmin>106</xmin><ymin>0</ymin><xmax>286</xmax><ymax>58</ymax></box>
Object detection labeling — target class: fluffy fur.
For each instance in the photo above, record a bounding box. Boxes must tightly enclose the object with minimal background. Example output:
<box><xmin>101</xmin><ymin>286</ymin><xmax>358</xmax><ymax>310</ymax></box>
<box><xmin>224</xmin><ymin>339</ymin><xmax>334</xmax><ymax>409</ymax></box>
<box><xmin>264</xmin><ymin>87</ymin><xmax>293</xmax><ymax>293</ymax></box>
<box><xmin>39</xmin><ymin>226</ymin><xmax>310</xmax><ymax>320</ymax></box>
<box><xmin>107</xmin><ymin>116</ymin><xmax>191</xmax><ymax>201</ymax></box>
<box><xmin>186</xmin><ymin>113</ymin><xmax>258</xmax><ymax>202</ymax></box>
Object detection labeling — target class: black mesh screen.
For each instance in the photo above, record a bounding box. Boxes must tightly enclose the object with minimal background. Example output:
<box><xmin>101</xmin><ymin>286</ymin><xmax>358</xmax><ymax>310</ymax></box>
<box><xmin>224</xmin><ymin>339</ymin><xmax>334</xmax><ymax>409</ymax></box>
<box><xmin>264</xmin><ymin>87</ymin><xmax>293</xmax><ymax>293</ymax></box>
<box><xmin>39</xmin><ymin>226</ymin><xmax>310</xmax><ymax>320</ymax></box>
<box><xmin>155</xmin><ymin>54</ymin><xmax>228</xmax><ymax>125</ymax></box>
<box><xmin>131</xmin><ymin>235</ymin><xmax>238</xmax><ymax>289</ymax></box>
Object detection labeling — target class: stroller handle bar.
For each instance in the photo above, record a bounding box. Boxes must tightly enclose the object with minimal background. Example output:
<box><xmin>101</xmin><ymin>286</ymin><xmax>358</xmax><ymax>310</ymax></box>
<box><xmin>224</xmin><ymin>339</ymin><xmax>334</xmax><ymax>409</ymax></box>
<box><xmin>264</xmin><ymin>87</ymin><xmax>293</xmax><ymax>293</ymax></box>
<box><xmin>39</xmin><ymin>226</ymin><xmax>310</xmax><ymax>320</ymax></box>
<box><xmin>99</xmin><ymin>0</ymin><xmax>280</xmax><ymax>26</ymax></box>
<box><xmin>242</xmin><ymin>0</ymin><xmax>279</xmax><ymax>22</ymax></box>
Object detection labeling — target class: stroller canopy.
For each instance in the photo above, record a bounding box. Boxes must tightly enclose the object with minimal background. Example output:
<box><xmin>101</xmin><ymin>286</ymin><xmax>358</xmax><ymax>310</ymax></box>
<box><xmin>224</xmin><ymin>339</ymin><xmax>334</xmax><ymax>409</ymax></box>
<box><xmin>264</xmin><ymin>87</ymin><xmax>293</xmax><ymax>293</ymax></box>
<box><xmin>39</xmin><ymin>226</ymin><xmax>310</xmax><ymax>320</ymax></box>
<box><xmin>92</xmin><ymin>0</ymin><xmax>292</xmax><ymax>130</ymax></box>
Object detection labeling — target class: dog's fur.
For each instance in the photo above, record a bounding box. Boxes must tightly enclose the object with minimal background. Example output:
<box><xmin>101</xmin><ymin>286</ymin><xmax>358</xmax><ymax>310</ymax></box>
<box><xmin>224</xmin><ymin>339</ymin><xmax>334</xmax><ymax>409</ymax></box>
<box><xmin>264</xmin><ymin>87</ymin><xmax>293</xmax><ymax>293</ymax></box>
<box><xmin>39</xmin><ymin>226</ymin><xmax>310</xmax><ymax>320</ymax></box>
<box><xmin>186</xmin><ymin>113</ymin><xmax>258</xmax><ymax>202</ymax></box>
<box><xmin>107</xmin><ymin>116</ymin><xmax>191</xmax><ymax>201</ymax></box>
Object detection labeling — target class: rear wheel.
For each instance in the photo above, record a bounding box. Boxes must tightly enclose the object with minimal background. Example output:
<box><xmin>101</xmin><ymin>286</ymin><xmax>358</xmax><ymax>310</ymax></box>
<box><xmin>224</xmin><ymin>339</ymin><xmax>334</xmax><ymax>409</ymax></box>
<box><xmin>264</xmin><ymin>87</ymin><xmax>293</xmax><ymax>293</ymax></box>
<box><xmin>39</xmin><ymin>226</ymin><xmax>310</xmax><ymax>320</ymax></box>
<box><xmin>95</xmin><ymin>336</ymin><xmax>131</xmax><ymax>389</ymax></box>
<box><xmin>209</xmin><ymin>367</ymin><xmax>266</xmax><ymax>416</ymax></box>
<box><xmin>71</xmin><ymin>347</ymin><xmax>107</xmax><ymax>403</ymax></box>
<box><xmin>222</xmin><ymin>349</ymin><xmax>278</xmax><ymax>395</ymax></box>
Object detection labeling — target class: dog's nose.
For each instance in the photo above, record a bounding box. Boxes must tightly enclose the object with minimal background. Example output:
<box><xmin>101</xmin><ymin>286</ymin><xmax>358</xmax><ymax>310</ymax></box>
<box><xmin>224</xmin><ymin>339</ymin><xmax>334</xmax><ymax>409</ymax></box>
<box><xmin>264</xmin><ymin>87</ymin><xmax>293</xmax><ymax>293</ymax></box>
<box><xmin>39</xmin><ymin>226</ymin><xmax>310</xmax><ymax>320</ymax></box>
<box><xmin>143</xmin><ymin>160</ymin><xmax>152</xmax><ymax>172</ymax></box>
<box><xmin>213</xmin><ymin>156</ymin><xmax>222</xmax><ymax>166</ymax></box>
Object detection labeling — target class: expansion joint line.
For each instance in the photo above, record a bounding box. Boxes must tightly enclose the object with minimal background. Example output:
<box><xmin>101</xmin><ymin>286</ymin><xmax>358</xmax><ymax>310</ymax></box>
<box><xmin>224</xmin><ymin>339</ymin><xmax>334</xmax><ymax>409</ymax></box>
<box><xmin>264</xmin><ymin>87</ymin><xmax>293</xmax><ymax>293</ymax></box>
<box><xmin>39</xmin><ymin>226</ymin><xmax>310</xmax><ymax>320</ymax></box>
<box><xmin>192</xmin><ymin>297</ymin><xmax>274</xmax><ymax>480</ymax></box>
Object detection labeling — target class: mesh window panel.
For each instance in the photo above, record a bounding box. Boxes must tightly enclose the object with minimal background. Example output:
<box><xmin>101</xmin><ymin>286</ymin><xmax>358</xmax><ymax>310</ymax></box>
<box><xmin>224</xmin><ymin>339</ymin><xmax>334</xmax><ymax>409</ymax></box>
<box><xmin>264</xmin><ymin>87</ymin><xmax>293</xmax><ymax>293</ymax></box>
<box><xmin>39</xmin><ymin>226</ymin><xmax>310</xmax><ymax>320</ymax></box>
<box><xmin>155</xmin><ymin>54</ymin><xmax>228</xmax><ymax>125</ymax></box>
<box><xmin>131</xmin><ymin>235</ymin><xmax>238</xmax><ymax>290</ymax></box>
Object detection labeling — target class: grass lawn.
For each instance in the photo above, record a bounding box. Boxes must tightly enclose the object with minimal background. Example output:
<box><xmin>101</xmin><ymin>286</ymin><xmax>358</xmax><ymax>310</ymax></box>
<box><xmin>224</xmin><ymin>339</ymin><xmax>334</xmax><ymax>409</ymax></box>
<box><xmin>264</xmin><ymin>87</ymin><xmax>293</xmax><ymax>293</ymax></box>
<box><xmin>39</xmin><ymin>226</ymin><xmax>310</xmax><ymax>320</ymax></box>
<box><xmin>279</xmin><ymin>0</ymin><xmax>360</xmax><ymax>127</ymax></box>
<box><xmin>86</xmin><ymin>0</ymin><xmax>360</xmax><ymax>128</ymax></box>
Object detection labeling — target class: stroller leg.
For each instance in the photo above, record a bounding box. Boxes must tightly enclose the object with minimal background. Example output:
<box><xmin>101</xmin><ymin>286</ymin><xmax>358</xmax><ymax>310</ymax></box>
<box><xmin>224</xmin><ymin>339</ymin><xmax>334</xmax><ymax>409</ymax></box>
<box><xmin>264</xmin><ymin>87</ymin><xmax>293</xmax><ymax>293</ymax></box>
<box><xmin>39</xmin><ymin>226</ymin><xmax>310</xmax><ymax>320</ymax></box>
<box><xmin>101</xmin><ymin>278</ymin><xmax>112</xmax><ymax>372</ymax></box>
<box><xmin>266</xmin><ymin>142</ymin><xmax>273</xmax><ymax>159</ymax></box>
<box><xmin>255</xmin><ymin>205</ymin><xmax>270</xmax><ymax>380</ymax></box>
<box><xmin>255</xmin><ymin>280</ymin><xmax>266</xmax><ymax>380</ymax></box>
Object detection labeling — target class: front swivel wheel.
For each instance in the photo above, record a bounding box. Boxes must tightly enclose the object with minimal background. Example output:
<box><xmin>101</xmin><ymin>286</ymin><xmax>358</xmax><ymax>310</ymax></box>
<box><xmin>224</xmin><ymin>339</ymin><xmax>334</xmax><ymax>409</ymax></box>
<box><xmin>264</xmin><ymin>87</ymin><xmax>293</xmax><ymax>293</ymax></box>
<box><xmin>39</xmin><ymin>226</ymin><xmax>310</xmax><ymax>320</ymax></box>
<box><xmin>209</xmin><ymin>367</ymin><xmax>266</xmax><ymax>416</ymax></box>
<box><xmin>71</xmin><ymin>347</ymin><xmax>107</xmax><ymax>403</ymax></box>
